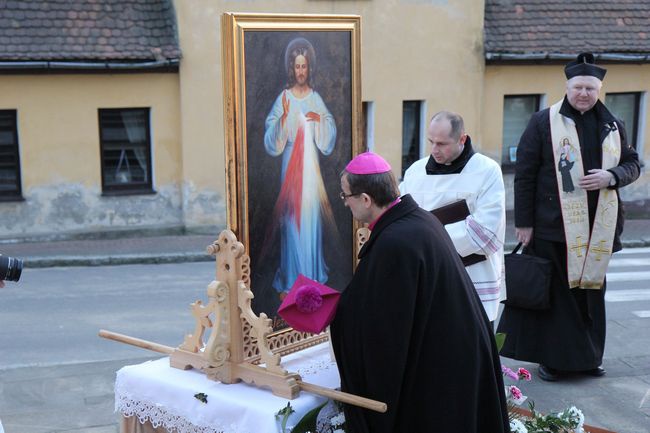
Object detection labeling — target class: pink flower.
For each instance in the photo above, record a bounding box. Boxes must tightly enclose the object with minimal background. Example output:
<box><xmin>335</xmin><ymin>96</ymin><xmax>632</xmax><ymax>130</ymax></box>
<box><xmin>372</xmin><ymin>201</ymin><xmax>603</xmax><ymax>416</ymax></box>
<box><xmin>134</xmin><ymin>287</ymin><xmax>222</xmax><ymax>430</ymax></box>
<box><xmin>295</xmin><ymin>285</ymin><xmax>323</xmax><ymax>313</ymax></box>
<box><xmin>502</xmin><ymin>365</ymin><xmax>519</xmax><ymax>381</ymax></box>
<box><xmin>507</xmin><ymin>385</ymin><xmax>527</xmax><ymax>405</ymax></box>
<box><xmin>508</xmin><ymin>385</ymin><xmax>523</xmax><ymax>400</ymax></box>
<box><xmin>518</xmin><ymin>368</ymin><xmax>532</xmax><ymax>381</ymax></box>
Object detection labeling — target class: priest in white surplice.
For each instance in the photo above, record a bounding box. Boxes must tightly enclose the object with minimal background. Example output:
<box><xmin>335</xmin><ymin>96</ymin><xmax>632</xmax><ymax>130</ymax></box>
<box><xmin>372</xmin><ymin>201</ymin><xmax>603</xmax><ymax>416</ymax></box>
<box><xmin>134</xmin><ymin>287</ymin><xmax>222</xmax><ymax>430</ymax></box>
<box><xmin>400</xmin><ymin>111</ymin><xmax>506</xmax><ymax>322</ymax></box>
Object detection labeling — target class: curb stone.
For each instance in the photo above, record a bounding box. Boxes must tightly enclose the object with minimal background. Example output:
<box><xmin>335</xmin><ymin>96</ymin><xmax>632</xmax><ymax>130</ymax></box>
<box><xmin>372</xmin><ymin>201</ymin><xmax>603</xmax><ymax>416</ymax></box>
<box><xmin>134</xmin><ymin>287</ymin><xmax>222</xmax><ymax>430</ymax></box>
<box><xmin>21</xmin><ymin>241</ymin><xmax>650</xmax><ymax>268</ymax></box>
<box><xmin>22</xmin><ymin>253</ymin><xmax>214</xmax><ymax>268</ymax></box>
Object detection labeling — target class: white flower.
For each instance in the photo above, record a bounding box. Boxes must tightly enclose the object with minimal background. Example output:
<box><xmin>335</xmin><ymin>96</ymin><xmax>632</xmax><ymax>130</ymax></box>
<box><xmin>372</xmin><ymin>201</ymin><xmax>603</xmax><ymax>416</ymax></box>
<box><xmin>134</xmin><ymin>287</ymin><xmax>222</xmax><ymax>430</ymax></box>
<box><xmin>509</xmin><ymin>418</ymin><xmax>528</xmax><ymax>433</ymax></box>
<box><xmin>330</xmin><ymin>413</ymin><xmax>346</xmax><ymax>426</ymax></box>
<box><xmin>567</xmin><ymin>406</ymin><xmax>585</xmax><ymax>432</ymax></box>
<box><xmin>568</xmin><ymin>406</ymin><xmax>585</xmax><ymax>424</ymax></box>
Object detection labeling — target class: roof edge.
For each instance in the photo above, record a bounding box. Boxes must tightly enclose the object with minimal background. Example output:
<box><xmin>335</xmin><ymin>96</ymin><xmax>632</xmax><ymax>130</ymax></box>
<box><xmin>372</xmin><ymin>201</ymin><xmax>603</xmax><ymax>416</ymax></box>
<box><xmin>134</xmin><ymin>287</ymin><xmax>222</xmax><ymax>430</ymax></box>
<box><xmin>486</xmin><ymin>52</ymin><xmax>650</xmax><ymax>64</ymax></box>
<box><xmin>0</xmin><ymin>59</ymin><xmax>180</xmax><ymax>72</ymax></box>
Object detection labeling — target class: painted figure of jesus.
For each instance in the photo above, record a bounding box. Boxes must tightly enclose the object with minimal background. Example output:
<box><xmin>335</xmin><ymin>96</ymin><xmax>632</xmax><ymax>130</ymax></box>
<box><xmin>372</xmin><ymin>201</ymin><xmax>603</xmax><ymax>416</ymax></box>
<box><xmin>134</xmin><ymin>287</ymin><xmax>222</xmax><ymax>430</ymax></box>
<box><xmin>263</xmin><ymin>37</ymin><xmax>337</xmax><ymax>296</ymax></box>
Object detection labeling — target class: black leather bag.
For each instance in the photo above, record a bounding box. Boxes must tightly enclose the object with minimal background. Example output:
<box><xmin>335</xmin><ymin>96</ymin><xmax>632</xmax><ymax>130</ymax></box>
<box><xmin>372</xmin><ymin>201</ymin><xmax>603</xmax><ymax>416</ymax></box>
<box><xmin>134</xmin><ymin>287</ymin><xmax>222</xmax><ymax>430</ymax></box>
<box><xmin>502</xmin><ymin>242</ymin><xmax>552</xmax><ymax>310</ymax></box>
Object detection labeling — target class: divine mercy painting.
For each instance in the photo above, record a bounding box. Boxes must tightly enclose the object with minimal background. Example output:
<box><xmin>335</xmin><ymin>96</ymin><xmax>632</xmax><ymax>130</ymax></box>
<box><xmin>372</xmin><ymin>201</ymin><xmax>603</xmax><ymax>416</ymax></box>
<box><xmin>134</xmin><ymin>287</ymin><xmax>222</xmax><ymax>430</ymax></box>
<box><xmin>222</xmin><ymin>14</ymin><xmax>362</xmax><ymax>333</ymax></box>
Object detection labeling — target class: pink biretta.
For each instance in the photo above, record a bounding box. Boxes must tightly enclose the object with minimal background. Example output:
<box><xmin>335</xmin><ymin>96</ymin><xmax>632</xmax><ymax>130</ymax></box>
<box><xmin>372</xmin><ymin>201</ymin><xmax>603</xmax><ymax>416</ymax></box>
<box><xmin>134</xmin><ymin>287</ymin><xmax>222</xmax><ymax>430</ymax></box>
<box><xmin>278</xmin><ymin>274</ymin><xmax>341</xmax><ymax>334</ymax></box>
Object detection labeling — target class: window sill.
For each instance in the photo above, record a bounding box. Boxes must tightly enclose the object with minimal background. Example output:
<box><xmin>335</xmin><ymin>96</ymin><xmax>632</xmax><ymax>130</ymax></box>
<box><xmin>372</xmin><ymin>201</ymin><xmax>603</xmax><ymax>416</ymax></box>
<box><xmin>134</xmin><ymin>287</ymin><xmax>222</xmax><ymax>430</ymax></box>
<box><xmin>101</xmin><ymin>189</ymin><xmax>157</xmax><ymax>197</ymax></box>
<box><xmin>0</xmin><ymin>195</ymin><xmax>25</xmax><ymax>202</ymax></box>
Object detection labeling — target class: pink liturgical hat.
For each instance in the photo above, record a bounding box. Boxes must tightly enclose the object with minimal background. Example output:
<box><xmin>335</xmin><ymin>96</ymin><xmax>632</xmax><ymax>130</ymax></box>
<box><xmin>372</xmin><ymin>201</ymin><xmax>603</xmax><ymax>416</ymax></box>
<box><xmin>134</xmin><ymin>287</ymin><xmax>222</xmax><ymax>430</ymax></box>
<box><xmin>278</xmin><ymin>274</ymin><xmax>341</xmax><ymax>334</ymax></box>
<box><xmin>345</xmin><ymin>151</ymin><xmax>392</xmax><ymax>174</ymax></box>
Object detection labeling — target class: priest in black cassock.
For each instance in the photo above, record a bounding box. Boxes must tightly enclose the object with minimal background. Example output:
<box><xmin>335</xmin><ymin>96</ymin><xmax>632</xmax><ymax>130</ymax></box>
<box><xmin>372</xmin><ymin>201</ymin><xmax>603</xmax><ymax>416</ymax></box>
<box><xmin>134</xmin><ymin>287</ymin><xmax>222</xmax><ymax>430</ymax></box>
<box><xmin>498</xmin><ymin>53</ymin><xmax>640</xmax><ymax>381</ymax></box>
<box><xmin>330</xmin><ymin>152</ymin><xmax>509</xmax><ymax>433</ymax></box>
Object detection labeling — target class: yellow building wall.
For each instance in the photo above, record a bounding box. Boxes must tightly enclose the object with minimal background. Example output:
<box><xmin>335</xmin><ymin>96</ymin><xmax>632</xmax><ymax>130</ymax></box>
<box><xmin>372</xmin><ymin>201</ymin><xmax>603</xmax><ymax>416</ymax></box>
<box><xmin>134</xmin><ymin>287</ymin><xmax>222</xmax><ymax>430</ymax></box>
<box><xmin>7</xmin><ymin>1</ymin><xmax>647</xmax><ymax>238</ymax></box>
<box><xmin>173</xmin><ymin>0</ymin><xmax>486</xmax><ymax>230</ymax></box>
<box><xmin>483</xmin><ymin>64</ymin><xmax>650</xmax><ymax>209</ymax></box>
<box><xmin>1</xmin><ymin>0</ymin><xmax>487</xmax><ymax>238</ymax></box>
<box><xmin>0</xmin><ymin>73</ymin><xmax>182</xmax><ymax>237</ymax></box>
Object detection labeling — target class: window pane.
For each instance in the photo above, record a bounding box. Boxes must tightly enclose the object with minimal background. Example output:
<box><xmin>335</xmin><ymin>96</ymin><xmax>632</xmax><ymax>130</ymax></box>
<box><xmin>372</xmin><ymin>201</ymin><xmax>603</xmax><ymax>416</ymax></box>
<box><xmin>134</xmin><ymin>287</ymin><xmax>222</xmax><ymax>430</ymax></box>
<box><xmin>0</xmin><ymin>110</ymin><xmax>22</xmax><ymax>199</ymax></box>
<box><xmin>605</xmin><ymin>93</ymin><xmax>639</xmax><ymax>149</ymax></box>
<box><xmin>502</xmin><ymin>96</ymin><xmax>539</xmax><ymax>165</ymax></box>
<box><xmin>0</xmin><ymin>169</ymin><xmax>18</xmax><ymax>191</ymax></box>
<box><xmin>0</xmin><ymin>130</ymin><xmax>14</xmax><ymax>145</ymax></box>
<box><xmin>402</xmin><ymin>101</ymin><xmax>421</xmax><ymax>177</ymax></box>
<box><xmin>98</xmin><ymin>108</ymin><xmax>152</xmax><ymax>192</ymax></box>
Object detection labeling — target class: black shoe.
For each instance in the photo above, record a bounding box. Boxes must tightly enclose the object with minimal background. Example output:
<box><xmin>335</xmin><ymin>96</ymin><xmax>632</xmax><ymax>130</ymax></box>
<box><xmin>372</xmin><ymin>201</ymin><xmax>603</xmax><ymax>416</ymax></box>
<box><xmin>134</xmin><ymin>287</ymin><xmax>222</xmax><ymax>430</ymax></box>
<box><xmin>584</xmin><ymin>366</ymin><xmax>606</xmax><ymax>377</ymax></box>
<box><xmin>538</xmin><ymin>365</ymin><xmax>560</xmax><ymax>381</ymax></box>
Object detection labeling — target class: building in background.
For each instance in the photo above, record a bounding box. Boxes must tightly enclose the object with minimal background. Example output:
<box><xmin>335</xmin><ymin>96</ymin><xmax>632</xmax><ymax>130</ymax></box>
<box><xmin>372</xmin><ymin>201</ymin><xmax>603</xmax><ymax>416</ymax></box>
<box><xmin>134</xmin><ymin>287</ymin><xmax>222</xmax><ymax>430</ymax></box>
<box><xmin>483</xmin><ymin>0</ymin><xmax>650</xmax><ymax>214</ymax></box>
<box><xmin>0</xmin><ymin>0</ymin><xmax>191</xmax><ymax>239</ymax></box>
<box><xmin>0</xmin><ymin>0</ymin><xmax>647</xmax><ymax>240</ymax></box>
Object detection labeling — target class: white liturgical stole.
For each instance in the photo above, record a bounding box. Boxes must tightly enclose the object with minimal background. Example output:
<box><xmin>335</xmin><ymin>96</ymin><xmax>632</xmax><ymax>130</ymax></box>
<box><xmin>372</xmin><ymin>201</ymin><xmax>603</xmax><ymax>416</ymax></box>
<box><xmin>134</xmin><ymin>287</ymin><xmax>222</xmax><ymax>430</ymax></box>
<box><xmin>549</xmin><ymin>100</ymin><xmax>621</xmax><ymax>289</ymax></box>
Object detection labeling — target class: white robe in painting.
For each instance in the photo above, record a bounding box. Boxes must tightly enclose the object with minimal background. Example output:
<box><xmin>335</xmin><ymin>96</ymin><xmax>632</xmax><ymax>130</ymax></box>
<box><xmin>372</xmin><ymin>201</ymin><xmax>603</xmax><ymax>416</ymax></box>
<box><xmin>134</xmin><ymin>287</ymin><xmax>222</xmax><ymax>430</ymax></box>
<box><xmin>264</xmin><ymin>89</ymin><xmax>337</xmax><ymax>293</ymax></box>
<box><xmin>399</xmin><ymin>153</ymin><xmax>506</xmax><ymax>321</ymax></box>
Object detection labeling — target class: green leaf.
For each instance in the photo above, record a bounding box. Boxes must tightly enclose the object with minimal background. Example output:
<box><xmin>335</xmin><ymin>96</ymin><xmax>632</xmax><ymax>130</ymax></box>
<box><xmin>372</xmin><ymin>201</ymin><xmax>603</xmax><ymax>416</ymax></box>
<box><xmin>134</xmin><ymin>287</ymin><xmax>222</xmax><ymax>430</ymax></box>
<box><xmin>495</xmin><ymin>332</ymin><xmax>506</xmax><ymax>352</ymax></box>
<box><xmin>291</xmin><ymin>400</ymin><xmax>328</xmax><ymax>433</ymax></box>
<box><xmin>194</xmin><ymin>392</ymin><xmax>208</xmax><ymax>404</ymax></box>
<box><xmin>276</xmin><ymin>402</ymin><xmax>295</xmax><ymax>417</ymax></box>
<box><xmin>275</xmin><ymin>402</ymin><xmax>295</xmax><ymax>433</ymax></box>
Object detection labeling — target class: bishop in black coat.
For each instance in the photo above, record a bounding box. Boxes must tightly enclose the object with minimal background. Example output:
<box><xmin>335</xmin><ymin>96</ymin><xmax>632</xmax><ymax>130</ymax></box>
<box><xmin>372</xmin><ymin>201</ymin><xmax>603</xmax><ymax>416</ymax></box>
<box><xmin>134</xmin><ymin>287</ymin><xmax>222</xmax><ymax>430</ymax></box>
<box><xmin>331</xmin><ymin>164</ymin><xmax>509</xmax><ymax>433</ymax></box>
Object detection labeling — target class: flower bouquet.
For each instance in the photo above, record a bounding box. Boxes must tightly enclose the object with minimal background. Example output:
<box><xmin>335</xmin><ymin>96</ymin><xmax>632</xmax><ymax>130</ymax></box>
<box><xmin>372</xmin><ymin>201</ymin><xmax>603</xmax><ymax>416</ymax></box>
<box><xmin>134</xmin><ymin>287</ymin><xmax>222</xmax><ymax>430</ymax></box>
<box><xmin>498</xmin><ymin>334</ymin><xmax>615</xmax><ymax>433</ymax></box>
<box><xmin>502</xmin><ymin>365</ymin><xmax>587</xmax><ymax>433</ymax></box>
<box><xmin>275</xmin><ymin>400</ymin><xmax>346</xmax><ymax>433</ymax></box>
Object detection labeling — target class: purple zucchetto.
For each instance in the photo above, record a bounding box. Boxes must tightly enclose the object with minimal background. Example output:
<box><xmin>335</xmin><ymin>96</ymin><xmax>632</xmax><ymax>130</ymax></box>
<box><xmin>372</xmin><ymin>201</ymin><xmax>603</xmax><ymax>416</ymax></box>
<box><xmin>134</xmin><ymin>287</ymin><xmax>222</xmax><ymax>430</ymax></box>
<box><xmin>345</xmin><ymin>151</ymin><xmax>392</xmax><ymax>175</ymax></box>
<box><xmin>564</xmin><ymin>52</ymin><xmax>607</xmax><ymax>81</ymax></box>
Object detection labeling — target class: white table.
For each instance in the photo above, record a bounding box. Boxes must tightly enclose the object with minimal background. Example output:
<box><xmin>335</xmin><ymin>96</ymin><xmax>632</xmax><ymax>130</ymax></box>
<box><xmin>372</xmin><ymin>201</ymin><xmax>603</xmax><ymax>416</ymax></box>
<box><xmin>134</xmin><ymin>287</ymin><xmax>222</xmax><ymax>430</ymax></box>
<box><xmin>115</xmin><ymin>343</ymin><xmax>340</xmax><ymax>433</ymax></box>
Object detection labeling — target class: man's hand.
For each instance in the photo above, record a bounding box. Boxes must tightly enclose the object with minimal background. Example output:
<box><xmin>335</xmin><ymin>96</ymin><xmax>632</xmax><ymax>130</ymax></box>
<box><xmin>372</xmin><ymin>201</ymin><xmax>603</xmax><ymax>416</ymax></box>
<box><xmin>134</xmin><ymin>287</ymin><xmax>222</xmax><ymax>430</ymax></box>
<box><xmin>281</xmin><ymin>91</ymin><xmax>291</xmax><ymax>125</ymax></box>
<box><xmin>578</xmin><ymin>169</ymin><xmax>614</xmax><ymax>191</ymax></box>
<box><xmin>305</xmin><ymin>111</ymin><xmax>320</xmax><ymax>122</ymax></box>
<box><xmin>516</xmin><ymin>227</ymin><xmax>533</xmax><ymax>246</ymax></box>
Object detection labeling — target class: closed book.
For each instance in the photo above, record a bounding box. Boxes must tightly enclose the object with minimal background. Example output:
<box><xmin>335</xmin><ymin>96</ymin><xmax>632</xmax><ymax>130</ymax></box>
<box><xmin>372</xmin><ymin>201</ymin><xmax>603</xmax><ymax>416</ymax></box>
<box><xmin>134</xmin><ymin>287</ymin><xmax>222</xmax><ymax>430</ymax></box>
<box><xmin>431</xmin><ymin>199</ymin><xmax>486</xmax><ymax>267</ymax></box>
<box><xmin>430</xmin><ymin>199</ymin><xmax>470</xmax><ymax>225</ymax></box>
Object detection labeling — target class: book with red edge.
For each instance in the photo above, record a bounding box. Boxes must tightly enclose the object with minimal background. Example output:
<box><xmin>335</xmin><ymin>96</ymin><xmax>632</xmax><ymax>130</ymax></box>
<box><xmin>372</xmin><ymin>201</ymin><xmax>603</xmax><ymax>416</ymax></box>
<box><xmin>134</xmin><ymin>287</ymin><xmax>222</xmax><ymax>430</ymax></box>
<box><xmin>430</xmin><ymin>199</ymin><xmax>486</xmax><ymax>267</ymax></box>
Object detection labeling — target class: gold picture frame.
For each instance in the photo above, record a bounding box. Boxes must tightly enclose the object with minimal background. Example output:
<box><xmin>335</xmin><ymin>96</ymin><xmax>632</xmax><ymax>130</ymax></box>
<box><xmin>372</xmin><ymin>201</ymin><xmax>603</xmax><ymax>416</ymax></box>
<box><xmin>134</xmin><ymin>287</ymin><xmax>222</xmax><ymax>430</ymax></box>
<box><xmin>221</xmin><ymin>13</ymin><xmax>362</xmax><ymax>352</ymax></box>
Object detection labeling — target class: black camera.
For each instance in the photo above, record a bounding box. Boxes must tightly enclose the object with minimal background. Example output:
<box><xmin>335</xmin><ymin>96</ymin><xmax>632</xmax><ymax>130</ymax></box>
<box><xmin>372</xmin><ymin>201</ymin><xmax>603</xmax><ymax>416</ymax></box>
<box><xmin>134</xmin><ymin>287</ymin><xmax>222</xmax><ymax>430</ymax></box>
<box><xmin>0</xmin><ymin>255</ymin><xmax>23</xmax><ymax>282</ymax></box>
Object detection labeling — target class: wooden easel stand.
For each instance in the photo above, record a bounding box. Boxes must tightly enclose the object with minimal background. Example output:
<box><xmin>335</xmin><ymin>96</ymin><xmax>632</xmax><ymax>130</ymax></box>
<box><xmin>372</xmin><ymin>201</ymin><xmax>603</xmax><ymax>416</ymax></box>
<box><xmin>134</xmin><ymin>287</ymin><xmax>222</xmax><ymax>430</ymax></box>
<box><xmin>100</xmin><ymin>329</ymin><xmax>387</xmax><ymax>413</ymax></box>
<box><xmin>100</xmin><ymin>230</ymin><xmax>386</xmax><ymax>414</ymax></box>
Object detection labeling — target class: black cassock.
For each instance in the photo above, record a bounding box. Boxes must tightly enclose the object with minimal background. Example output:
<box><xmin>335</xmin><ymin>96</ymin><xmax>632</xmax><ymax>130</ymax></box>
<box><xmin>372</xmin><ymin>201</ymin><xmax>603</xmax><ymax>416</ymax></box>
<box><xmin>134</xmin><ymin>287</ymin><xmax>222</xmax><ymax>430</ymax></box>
<box><xmin>558</xmin><ymin>157</ymin><xmax>575</xmax><ymax>192</ymax></box>
<box><xmin>330</xmin><ymin>195</ymin><xmax>509</xmax><ymax>433</ymax></box>
<box><xmin>500</xmin><ymin>98</ymin><xmax>640</xmax><ymax>371</ymax></box>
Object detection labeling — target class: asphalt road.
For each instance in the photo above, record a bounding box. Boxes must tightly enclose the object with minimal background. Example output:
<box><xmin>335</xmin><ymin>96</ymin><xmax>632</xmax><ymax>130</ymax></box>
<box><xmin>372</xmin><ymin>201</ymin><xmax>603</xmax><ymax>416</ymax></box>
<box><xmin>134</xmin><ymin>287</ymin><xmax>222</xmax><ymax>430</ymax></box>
<box><xmin>0</xmin><ymin>251</ymin><xmax>649</xmax><ymax>432</ymax></box>
<box><xmin>0</xmin><ymin>262</ymin><xmax>215</xmax><ymax>433</ymax></box>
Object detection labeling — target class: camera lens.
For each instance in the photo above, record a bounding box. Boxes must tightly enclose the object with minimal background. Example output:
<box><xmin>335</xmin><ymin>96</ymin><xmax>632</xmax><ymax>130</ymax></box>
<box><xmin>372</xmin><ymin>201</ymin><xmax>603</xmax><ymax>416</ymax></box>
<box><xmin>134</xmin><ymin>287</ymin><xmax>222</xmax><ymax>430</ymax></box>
<box><xmin>0</xmin><ymin>255</ymin><xmax>23</xmax><ymax>282</ymax></box>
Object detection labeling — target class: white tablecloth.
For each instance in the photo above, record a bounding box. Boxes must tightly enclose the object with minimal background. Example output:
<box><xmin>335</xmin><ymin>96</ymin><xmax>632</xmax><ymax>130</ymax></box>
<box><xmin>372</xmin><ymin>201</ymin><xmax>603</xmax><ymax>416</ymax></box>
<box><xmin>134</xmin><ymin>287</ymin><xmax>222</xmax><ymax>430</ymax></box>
<box><xmin>115</xmin><ymin>343</ymin><xmax>340</xmax><ymax>433</ymax></box>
